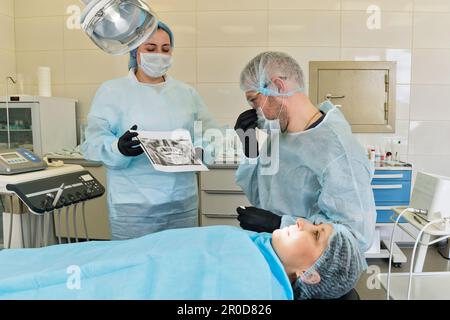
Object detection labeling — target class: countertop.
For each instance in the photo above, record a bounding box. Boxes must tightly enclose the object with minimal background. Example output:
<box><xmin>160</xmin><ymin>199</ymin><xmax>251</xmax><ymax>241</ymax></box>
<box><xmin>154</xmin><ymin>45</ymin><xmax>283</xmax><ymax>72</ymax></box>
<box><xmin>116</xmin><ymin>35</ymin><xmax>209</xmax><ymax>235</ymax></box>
<box><xmin>207</xmin><ymin>160</ymin><xmax>412</xmax><ymax>171</ymax></box>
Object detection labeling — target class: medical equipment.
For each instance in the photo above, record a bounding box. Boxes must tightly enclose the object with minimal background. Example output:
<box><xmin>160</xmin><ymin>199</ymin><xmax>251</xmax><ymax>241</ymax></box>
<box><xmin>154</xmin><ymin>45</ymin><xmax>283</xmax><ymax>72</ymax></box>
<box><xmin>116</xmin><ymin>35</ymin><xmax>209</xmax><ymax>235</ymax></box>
<box><xmin>0</xmin><ymin>148</ymin><xmax>47</xmax><ymax>175</ymax></box>
<box><xmin>0</xmin><ymin>95</ymin><xmax>77</xmax><ymax>156</ymax></box>
<box><xmin>439</xmin><ymin>239</ymin><xmax>450</xmax><ymax>259</ymax></box>
<box><xmin>410</xmin><ymin>172</ymin><xmax>450</xmax><ymax>227</ymax></box>
<box><xmin>378</xmin><ymin>272</ymin><xmax>450</xmax><ymax>300</ymax></box>
<box><xmin>0</xmin><ymin>165</ymin><xmax>105</xmax><ymax>249</ymax></box>
<box><xmin>385</xmin><ymin>207</ymin><xmax>450</xmax><ymax>300</ymax></box>
<box><xmin>80</xmin><ymin>0</ymin><xmax>158</xmax><ymax>55</ymax></box>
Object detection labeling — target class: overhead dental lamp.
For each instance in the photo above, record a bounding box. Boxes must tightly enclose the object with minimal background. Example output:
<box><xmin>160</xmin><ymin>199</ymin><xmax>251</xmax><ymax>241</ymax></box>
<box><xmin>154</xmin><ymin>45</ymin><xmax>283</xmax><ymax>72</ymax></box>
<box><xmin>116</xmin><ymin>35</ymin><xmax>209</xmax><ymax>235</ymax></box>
<box><xmin>80</xmin><ymin>0</ymin><xmax>159</xmax><ymax>55</ymax></box>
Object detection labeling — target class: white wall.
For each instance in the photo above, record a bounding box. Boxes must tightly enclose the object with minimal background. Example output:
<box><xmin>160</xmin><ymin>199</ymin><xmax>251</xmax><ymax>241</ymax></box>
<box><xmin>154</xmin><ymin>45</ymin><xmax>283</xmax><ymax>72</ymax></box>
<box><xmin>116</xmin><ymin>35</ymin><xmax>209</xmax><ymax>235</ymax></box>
<box><xmin>10</xmin><ymin>0</ymin><xmax>450</xmax><ymax>177</ymax></box>
<box><xmin>0</xmin><ymin>0</ymin><xmax>15</xmax><ymax>95</ymax></box>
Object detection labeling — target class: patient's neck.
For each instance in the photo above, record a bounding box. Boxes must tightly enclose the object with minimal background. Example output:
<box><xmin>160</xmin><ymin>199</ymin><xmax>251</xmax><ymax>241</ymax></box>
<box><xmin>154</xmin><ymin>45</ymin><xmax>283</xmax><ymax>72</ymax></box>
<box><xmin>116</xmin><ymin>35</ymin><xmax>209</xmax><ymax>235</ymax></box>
<box><xmin>287</xmin><ymin>272</ymin><xmax>298</xmax><ymax>284</ymax></box>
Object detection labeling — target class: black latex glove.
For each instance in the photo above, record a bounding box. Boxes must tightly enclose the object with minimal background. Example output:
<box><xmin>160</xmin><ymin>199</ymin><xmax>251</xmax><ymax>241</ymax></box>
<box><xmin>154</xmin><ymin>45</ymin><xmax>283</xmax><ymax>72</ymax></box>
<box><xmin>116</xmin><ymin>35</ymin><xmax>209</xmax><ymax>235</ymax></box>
<box><xmin>234</xmin><ymin>109</ymin><xmax>259</xmax><ymax>158</ymax></box>
<box><xmin>236</xmin><ymin>206</ymin><xmax>281</xmax><ymax>233</ymax></box>
<box><xmin>117</xmin><ymin>125</ymin><xmax>144</xmax><ymax>157</ymax></box>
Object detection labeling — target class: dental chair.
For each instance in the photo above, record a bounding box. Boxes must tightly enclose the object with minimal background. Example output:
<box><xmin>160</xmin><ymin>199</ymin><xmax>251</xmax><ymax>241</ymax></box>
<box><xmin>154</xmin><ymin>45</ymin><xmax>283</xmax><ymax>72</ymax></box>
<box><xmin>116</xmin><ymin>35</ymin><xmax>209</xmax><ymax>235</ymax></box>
<box><xmin>306</xmin><ymin>288</ymin><xmax>360</xmax><ymax>300</ymax></box>
<box><xmin>336</xmin><ymin>288</ymin><xmax>360</xmax><ymax>300</ymax></box>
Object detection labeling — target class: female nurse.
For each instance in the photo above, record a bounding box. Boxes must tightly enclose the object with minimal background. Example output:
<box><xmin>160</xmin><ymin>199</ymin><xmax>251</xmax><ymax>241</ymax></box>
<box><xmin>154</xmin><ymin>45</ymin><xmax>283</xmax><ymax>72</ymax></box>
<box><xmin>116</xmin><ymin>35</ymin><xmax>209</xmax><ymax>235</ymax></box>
<box><xmin>82</xmin><ymin>22</ymin><xmax>220</xmax><ymax>240</ymax></box>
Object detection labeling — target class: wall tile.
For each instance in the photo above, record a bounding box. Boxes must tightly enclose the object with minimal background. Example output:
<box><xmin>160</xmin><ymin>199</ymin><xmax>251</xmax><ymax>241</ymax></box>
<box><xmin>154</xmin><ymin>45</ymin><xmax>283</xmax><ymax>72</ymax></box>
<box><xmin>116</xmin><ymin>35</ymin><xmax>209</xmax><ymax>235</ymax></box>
<box><xmin>198</xmin><ymin>47</ymin><xmax>265</xmax><ymax>83</ymax></box>
<box><xmin>271</xmin><ymin>47</ymin><xmax>340</xmax><ymax>85</ymax></box>
<box><xmin>269</xmin><ymin>11</ymin><xmax>340</xmax><ymax>47</ymax></box>
<box><xmin>198</xmin><ymin>12</ymin><xmax>267</xmax><ymax>47</ymax></box>
<box><xmin>408</xmin><ymin>155</ymin><xmax>450</xmax><ymax>176</ymax></box>
<box><xmin>64</xmin><ymin>51</ymin><xmax>128</xmax><ymax>84</ymax></box>
<box><xmin>0</xmin><ymin>49</ymin><xmax>16</xmax><ymax>81</ymax></box>
<box><xmin>158</xmin><ymin>12</ymin><xmax>196</xmax><ymax>48</ymax></box>
<box><xmin>413</xmin><ymin>13</ymin><xmax>450</xmax><ymax>49</ymax></box>
<box><xmin>410</xmin><ymin>85</ymin><xmax>450</xmax><ymax>121</ymax></box>
<box><xmin>170</xmin><ymin>48</ymin><xmax>197</xmax><ymax>83</ymax></box>
<box><xmin>412</xmin><ymin>49</ymin><xmax>450</xmax><ymax>84</ymax></box>
<box><xmin>0</xmin><ymin>15</ymin><xmax>15</xmax><ymax>50</ymax></box>
<box><xmin>342</xmin><ymin>12</ymin><xmax>413</xmax><ymax>48</ymax></box>
<box><xmin>197</xmin><ymin>83</ymin><xmax>247</xmax><ymax>120</ymax></box>
<box><xmin>16</xmin><ymin>51</ymin><xmax>65</xmax><ymax>85</ymax></box>
<box><xmin>396</xmin><ymin>85</ymin><xmax>411</xmax><ymax>120</ymax></box>
<box><xmin>198</xmin><ymin>0</ymin><xmax>268</xmax><ymax>11</ymax></box>
<box><xmin>15</xmin><ymin>0</ymin><xmax>66</xmax><ymax>17</ymax></box>
<box><xmin>15</xmin><ymin>17</ymin><xmax>64</xmax><ymax>51</ymax></box>
<box><xmin>342</xmin><ymin>0</ymin><xmax>413</xmax><ymax>11</ymax></box>
<box><xmin>409</xmin><ymin>121</ymin><xmax>450</xmax><ymax>155</ymax></box>
<box><xmin>0</xmin><ymin>0</ymin><xmax>14</xmax><ymax>17</ymax></box>
<box><xmin>142</xmin><ymin>0</ymin><xmax>196</xmax><ymax>12</ymax></box>
<box><xmin>414</xmin><ymin>0</ymin><xmax>450</xmax><ymax>13</ymax></box>
<box><xmin>269</xmin><ymin>0</ymin><xmax>340</xmax><ymax>10</ymax></box>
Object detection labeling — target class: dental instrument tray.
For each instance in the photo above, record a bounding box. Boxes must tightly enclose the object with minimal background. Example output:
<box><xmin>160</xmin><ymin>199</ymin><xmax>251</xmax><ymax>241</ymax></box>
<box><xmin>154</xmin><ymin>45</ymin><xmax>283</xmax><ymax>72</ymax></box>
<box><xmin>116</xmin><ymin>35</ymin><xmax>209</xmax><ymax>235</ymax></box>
<box><xmin>5</xmin><ymin>170</ymin><xmax>105</xmax><ymax>214</ymax></box>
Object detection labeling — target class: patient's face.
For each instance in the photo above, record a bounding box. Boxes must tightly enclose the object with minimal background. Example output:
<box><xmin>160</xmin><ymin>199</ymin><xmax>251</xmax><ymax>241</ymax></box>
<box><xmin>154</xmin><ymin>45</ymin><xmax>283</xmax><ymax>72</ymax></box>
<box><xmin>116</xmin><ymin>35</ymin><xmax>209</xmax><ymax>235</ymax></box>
<box><xmin>272</xmin><ymin>219</ymin><xmax>333</xmax><ymax>274</ymax></box>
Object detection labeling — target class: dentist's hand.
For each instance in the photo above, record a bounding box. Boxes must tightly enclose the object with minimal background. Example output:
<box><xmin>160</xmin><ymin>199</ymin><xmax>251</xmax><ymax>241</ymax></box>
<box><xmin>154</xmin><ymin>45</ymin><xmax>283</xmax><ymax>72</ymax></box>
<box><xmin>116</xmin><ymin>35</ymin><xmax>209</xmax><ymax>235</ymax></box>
<box><xmin>236</xmin><ymin>206</ymin><xmax>281</xmax><ymax>233</ymax></box>
<box><xmin>234</xmin><ymin>109</ymin><xmax>259</xmax><ymax>158</ymax></box>
<box><xmin>117</xmin><ymin>125</ymin><xmax>144</xmax><ymax>157</ymax></box>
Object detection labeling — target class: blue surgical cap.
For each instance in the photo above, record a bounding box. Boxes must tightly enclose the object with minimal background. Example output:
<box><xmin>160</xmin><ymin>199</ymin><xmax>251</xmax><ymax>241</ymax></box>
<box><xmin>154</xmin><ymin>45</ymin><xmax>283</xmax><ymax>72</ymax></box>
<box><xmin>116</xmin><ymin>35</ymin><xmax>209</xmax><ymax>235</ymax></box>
<box><xmin>293</xmin><ymin>223</ymin><xmax>367</xmax><ymax>300</ymax></box>
<box><xmin>129</xmin><ymin>21</ymin><xmax>174</xmax><ymax>70</ymax></box>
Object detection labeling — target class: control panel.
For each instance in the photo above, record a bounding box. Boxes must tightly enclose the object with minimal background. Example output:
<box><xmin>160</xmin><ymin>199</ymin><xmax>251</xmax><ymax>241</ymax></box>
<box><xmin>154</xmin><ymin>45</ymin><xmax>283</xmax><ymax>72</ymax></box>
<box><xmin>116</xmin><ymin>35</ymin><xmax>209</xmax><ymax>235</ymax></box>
<box><xmin>0</xmin><ymin>148</ymin><xmax>47</xmax><ymax>175</ymax></box>
<box><xmin>6</xmin><ymin>170</ymin><xmax>105</xmax><ymax>214</ymax></box>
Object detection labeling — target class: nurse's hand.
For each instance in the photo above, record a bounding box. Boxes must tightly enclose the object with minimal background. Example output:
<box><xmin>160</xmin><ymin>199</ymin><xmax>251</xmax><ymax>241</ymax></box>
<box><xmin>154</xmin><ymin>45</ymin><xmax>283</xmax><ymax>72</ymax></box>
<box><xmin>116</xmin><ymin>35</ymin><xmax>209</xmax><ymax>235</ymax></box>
<box><xmin>118</xmin><ymin>125</ymin><xmax>144</xmax><ymax>157</ymax></box>
<box><xmin>236</xmin><ymin>206</ymin><xmax>281</xmax><ymax>233</ymax></box>
<box><xmin>234</xmin><ymin>109</ymin><xmax>259</xmax><ymax>158</ymax></box>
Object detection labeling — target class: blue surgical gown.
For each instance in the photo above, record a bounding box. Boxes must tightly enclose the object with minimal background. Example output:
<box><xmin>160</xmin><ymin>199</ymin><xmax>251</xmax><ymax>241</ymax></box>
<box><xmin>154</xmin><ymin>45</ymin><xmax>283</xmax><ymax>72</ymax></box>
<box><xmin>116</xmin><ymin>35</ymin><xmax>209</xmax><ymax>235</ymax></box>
<box><xmin>82</xmin><ymin>70</ymin><xmax>220</xmax><ymax>240</ymax></box>
<box><xmin>236</xmin><ymin>101</ymin><xmax>377</xmax><ymax>252</ymax></box>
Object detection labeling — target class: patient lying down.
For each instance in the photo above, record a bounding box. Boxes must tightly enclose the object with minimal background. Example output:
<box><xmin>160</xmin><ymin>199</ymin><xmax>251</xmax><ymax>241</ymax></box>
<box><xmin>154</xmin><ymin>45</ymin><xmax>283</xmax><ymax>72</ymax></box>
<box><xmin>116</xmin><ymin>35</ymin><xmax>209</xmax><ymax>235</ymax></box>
<box><xmin>273</xmin><ymin>219</ymin><xmax>366</xmax><ymax>299</ymax></box>
<box><xmin>0</xmin><ymin>219</ymin><xmax>366</xmax><ymax>300</ymax></box>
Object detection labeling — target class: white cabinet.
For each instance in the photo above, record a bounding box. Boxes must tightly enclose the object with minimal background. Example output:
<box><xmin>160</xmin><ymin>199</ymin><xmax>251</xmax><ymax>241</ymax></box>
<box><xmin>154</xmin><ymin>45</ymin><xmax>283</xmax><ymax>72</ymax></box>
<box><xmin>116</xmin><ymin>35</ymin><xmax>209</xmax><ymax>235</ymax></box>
<box><xmin>0</xmin><ymin>95</ymin><xmax>77</xmax><ymax>156</ymax></box>
<box><xmin>199</xmin><ymin>166</ymin><xmax>249</xmax><ymax>227</ymax></box>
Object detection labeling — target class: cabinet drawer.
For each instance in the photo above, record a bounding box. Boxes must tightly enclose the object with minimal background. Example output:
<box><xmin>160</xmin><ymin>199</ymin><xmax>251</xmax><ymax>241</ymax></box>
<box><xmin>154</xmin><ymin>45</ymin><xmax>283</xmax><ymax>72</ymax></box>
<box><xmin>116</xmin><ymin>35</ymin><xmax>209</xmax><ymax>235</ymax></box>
<box><xmin>372</xmin><ymin>181</ymin><xmax>411</xmax><ymax>203</ymax></box>
<box><xmin>373</xmin><ymin>170</ymin><xmax>411</xmax><ymax>182</ymax></box>
<box><xmin>200</xmin><ymin>214</ymin><xmax>240</xmax><ymax>228</ymax></box>
<box><xmin>200</xmin><ymin>191</ymin><xmax>250</xmax><ymax>215</ymax></box>
<box><xmin>200</xmin><ymin>169</ymin><xmax>240</xmax><ymax>192</ymax></box>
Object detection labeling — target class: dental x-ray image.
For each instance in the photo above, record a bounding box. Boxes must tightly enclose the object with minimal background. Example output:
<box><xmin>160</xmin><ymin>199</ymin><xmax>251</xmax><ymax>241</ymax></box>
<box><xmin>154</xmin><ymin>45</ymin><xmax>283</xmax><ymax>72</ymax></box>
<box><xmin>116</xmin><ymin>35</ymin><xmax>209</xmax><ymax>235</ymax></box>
<box><xmin>135</xmin><ymin>130</ymin><xmax>208</xmax><ymax>172</ymax></box>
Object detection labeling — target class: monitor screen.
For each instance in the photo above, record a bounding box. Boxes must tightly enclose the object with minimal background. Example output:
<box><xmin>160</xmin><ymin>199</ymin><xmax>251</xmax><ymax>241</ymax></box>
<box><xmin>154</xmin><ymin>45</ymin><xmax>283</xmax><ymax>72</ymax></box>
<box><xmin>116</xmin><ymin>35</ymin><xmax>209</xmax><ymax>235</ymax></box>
<box><xmin>2</xmin><ymin>153</ymin><xmax>20</xmax><ymax>160</ymax></box>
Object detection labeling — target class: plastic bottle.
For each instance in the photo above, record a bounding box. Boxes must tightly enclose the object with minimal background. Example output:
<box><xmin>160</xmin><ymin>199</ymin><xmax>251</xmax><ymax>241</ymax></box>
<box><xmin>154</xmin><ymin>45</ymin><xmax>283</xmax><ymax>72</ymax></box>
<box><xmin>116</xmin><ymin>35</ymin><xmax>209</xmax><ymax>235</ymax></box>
<box><xmin>369</xmin><ymin>147</ymin><xmax>376</xmax><ymax>162</ymax></box>
<box><xmin>375</xmin><ymin>146</ymin><xmax>381</xmax><ymax>162</ymax></box>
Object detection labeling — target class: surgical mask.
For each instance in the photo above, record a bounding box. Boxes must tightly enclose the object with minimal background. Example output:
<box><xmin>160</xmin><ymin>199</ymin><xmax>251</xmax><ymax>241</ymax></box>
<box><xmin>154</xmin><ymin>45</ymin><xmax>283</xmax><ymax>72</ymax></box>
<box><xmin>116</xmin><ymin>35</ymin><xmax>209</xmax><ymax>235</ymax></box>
<box><xmin>256</xmin><ymin>96</ymin><xmax>285</xmax><ymax>132</ymax></box>
<box><xmin>139</xmin><ymin>53</ymin><xmax>173</xmax><ymax>78</ymax></box>
<box><xmin>257</xmin><ymin>107</ymin><xmax>281</xmax><ymax>132</ymax></box>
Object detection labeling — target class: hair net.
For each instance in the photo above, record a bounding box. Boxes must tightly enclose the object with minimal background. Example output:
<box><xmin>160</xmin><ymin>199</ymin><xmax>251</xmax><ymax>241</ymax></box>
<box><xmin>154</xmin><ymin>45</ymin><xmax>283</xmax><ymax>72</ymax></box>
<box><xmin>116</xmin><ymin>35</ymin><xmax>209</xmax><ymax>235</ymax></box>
<box><xmin>240</xmin><ymin>51</ymin><xmax>305</xmax><ymax>97</ymax></box>
<box><xmin>129</xmin><ymin>21</ymin><xmax>175</xmax><ymax>70</ymax></box>
<box><xmin>294</xmin><ymin>223</ymin><xmax>367</xmax><ymax>300</ymax></box>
